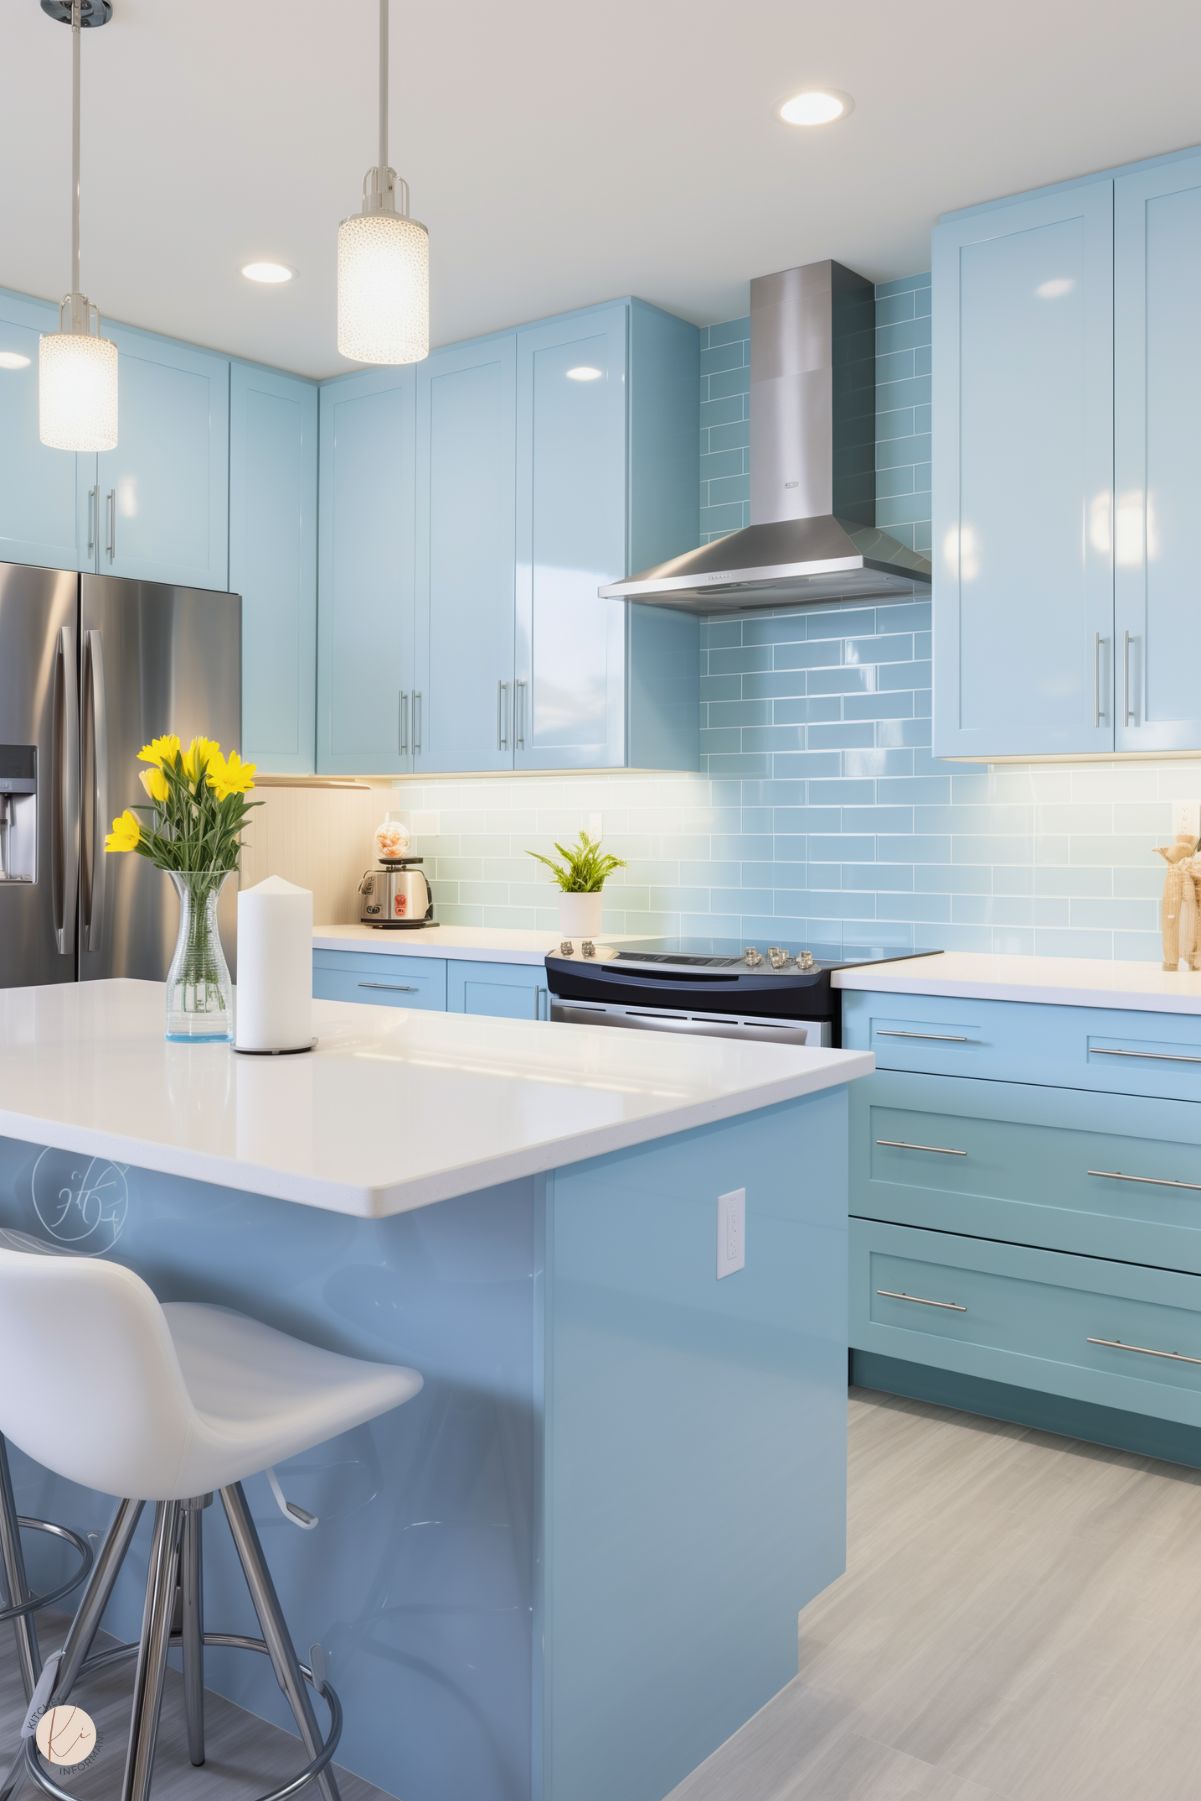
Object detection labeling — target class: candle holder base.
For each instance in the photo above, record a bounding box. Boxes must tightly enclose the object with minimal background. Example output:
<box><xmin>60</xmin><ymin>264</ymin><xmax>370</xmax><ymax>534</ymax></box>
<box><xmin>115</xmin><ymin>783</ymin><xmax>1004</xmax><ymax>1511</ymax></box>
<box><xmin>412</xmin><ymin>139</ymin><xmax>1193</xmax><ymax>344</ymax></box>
<box><xmin>231</xmin><ymin>1038</ymin><xmax>318</xmax><ymax>1057</ymax></box>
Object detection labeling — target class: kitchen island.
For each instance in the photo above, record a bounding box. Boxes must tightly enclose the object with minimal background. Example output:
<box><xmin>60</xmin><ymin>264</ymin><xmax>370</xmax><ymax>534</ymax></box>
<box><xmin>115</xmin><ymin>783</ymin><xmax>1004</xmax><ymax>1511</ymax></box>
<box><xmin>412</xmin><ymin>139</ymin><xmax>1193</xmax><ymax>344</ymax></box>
<box><xmin>0</xmin><ymin>980</ymin><xmax>871</xmax><ymax>1801</ymax></box>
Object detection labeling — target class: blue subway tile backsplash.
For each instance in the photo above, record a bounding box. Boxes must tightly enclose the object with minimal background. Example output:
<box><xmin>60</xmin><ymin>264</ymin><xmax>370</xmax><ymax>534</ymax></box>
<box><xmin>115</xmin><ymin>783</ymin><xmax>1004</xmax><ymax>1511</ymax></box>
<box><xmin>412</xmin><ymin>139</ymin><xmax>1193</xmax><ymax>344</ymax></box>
<box><xmin>395</xmin><ymin>273</ymin><xmax>1199</xmax><ymax>959</ymax></box>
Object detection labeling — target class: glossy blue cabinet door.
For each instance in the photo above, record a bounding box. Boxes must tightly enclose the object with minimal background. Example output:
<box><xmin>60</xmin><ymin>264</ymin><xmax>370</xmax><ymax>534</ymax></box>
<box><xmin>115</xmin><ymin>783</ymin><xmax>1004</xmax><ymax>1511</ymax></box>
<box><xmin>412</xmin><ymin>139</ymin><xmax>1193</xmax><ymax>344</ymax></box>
<box><xmin>229</xmin><ymin>364</ymin><xmax>317</xmax><ymax>772</ymax></box>
<box><xmin>932</xmin><ymin>183</ymin><xmax>1114</xmax><ymax>757</ymax></box>
<box><xmin>515</xmin><ymin>306</ymin><xmax>628</xmax><ymax>769</ymax></box>
<box><xmin>414</xmin><ymin>337</ymin><xmax>516</xmax><ymax>773</ymax></box>
<box><xmin>316</xmin><ymin>370</ymin><xmax>415</xmax><ymax>775</ymax></box>
<box><xmin>1114</xmin><ymin>153</ymin><xmax>1201</xmax><ymax>752</ymax></box>
<box><xmin>0</xmin><ymin>291</ymin><xmax>88</xmax><ymax>570</ymax></box>
<box><xmin>90</xmin><ymin>326</ymin><xmax>230</xmax><ymax>589</ymax></box>
<box><xmin>447</xmin><ymin>960</ymin><xmax>548</xmax><ymax>1019</ymax></box>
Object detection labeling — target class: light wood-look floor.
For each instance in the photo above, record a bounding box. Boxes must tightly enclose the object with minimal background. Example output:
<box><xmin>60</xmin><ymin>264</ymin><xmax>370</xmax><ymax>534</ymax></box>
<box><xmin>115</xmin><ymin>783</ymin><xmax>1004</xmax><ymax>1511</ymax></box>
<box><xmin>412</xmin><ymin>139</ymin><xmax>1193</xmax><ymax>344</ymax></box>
<box><xmin>8</xmin><ymin>1390</ymin><xmax>1201</xmax><ymax>1801</ymax></box>
<box><xmin>670</xmin><ymin>1386</ymin><xmax>1201</xmax><ymax>1801</ymax></box>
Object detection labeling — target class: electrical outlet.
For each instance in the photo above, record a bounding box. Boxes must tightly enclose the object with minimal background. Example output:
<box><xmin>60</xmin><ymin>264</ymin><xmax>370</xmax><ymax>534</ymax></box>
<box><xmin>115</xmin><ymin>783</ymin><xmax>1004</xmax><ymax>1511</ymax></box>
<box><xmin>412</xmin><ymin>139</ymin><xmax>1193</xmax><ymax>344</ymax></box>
<box><xmin>587</xmin><ymin>811</ymin><xmax>603</xmax><ymax>839</ymax></box>
<box><xmin>1171</xmin><ymin>801</ymin><xmax>1200</xmax><ymax>839</ymax></box>
<box><xmin>716</xmin><ymin>1188</ymin><xmax>746</xmax><ymax>1279</ymax></box>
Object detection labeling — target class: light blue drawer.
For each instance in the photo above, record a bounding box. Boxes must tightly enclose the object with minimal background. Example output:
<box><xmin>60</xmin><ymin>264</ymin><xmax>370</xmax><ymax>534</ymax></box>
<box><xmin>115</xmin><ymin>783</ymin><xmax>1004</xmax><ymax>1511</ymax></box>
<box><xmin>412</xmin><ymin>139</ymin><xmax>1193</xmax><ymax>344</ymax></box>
<box><xmin>851</xmin><ymin>1220</ymin><xmax>1201</xmax><ymax>1427</ymax></box>
<box><xmin>841</xmin><ymin>989</ymin><xmax>1201</xmax><ymax>1101</ymax></box>
<box><xmin>312</xmin><ymin>949</ymin><xmax>447</xmax><ymax>1011</ymax></box>
<box><xmin>852</xmin><ymin>1072</ymin><xmax>1201</xmax><ymax>1272</ymax></box>
<box><xmin>446</xmin><ymin>961</ymin><xmax>548</xmax><ymax>1020</ymax></box>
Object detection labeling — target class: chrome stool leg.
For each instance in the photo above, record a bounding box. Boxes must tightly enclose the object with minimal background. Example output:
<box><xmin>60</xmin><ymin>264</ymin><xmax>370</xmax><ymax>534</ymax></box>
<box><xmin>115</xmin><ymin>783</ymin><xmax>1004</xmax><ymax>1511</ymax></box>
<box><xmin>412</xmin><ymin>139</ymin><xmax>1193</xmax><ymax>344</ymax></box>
<box><xmin>179</xmin><ymin>1498</ymin><xmax>206</xmax><ymax>1768</ymax></box>
<box><xmin>0</xmin><ymin>1435</ymin><xmax>38</xmax><ymax>1700</ymax></box>
<box><xmin>121</xmin><ymin>1501</ymin><xmax>183</xmax><ymax>1801</ymax></box>
<box><xmin>221</xmin><ymin>1484</ymin><xmax>342</xmax><ymax>1801</ymax></box>
<box><xmin>54</xmin><ymin>1497</ymin><xmax>143</xmax><ymax>1699</ymax></box>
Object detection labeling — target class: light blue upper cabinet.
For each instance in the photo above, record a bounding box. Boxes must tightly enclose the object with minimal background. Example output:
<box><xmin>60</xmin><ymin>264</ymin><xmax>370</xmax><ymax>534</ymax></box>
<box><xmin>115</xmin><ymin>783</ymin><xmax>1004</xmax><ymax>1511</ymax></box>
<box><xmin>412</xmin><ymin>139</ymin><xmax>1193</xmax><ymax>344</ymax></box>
<box><xmin>413</xmin><ymin>335</ymin><xmax>517</xmax><ymax>773</ymax></box>
<box><xmin>229</xmin><ymin>363</ymin><xmax>317</xmax><ymax>772</ymax></box>
<box><xmin>86</xmin><ymin>326</ymin><xmax>230</xmax><ymax>590</ymax></box>
<box><xmin>0</xmin><ymin>290</ymin><xmax>88</xmax><ymax>571</ymax></box>
<box><xmin>317</xmin><ymin>368</ymin><xmax>416</xmax><ymax>775</ymax></box>
<box><xmin>933</xmin><ymin>183</ymin><xmax>1114</xmax><ymax>757</ymax></box>
<box><xmin>1114</xmin><ymin>152</ymin><xmax>1201</xmax><ymax>752</ymax></box>
<box><xmin>515</xmin><ymin>302</ymin><xmax>700</xmax><ymax>772</ymax></box>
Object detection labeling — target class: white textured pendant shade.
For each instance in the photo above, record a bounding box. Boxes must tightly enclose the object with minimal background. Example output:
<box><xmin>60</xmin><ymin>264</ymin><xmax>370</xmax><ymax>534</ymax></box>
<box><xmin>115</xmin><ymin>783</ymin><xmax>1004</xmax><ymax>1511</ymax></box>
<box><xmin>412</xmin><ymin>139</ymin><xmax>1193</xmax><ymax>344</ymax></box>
<box><xmin>39</xmin><ymin>325</ymin><xmax>118</xmax><ymax>452</ymax></box>
<box><xmin>337</xmin><ymin>209</ymin><xmax>429</xmax><ymax>364</ymax></box>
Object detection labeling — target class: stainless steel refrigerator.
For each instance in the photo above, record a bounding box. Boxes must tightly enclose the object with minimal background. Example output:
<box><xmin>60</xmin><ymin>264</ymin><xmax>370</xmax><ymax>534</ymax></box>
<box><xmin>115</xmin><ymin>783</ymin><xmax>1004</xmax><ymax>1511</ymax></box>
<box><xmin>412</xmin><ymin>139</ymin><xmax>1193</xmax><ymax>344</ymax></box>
<box><xmin>0</xmin><ymin>561</ymin><xmax>241</xmax><ymax>988</ymax></box>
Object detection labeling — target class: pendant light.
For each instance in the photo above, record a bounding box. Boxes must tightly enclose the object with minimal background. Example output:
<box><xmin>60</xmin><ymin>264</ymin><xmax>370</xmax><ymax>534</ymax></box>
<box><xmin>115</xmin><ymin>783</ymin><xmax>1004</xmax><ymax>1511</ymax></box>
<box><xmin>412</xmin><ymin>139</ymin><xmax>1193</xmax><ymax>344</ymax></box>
<box><xmin>337</xmin><ymin>0</ymin><xmax>429</xmax><ymax>365</ymax></box>
<box><xmin>38</xmin><ymin>0</ymin><xmax>118</xmax><ymax>452</ymax></box>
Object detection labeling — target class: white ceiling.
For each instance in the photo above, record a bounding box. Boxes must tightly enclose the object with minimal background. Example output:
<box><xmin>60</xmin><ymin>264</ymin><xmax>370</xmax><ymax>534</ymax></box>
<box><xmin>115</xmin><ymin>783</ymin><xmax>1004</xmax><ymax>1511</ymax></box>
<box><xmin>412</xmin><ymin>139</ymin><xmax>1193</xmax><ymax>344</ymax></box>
<box><xmin>1</xmin><ymin>0</ymin><xmax>1199</xmax><ymax>379</ymax></box>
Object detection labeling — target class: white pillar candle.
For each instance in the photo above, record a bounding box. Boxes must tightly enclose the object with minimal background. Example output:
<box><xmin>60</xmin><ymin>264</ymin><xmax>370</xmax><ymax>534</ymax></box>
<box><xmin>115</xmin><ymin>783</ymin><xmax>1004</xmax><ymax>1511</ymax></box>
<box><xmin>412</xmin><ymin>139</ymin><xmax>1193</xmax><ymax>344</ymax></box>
<box><xmin>234</xmin><ymin>876</ymin><xmax>313</xmax><ymax>1053</ymax></box>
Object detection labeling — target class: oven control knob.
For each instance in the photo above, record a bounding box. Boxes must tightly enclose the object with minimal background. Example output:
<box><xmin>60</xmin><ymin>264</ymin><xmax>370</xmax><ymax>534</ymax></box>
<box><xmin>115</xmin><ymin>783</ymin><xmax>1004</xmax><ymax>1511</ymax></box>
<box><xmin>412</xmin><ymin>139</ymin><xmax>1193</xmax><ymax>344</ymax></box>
<box><xmin>582</xmin><ymin>940</ymin><xmax>596</xmax><ymax>958</ymax></box>
<box><xmin>559</xmin><ymin>940</ymin><xmax>575</xmax><ymax>957</ymax></box>
<box><xmin>743</xmin><ymin>947</ymin><xmax>763</xmax><ymax>967</ymax></box>
<box><xmin>767</xmin><ymin>945</ymin><xmax>791</xmax><ymax>969</ymax></box>
<box><xmin>797</xmin><ymin>950</ymin><xmax>815</xmax><ymax>971</ymax></box>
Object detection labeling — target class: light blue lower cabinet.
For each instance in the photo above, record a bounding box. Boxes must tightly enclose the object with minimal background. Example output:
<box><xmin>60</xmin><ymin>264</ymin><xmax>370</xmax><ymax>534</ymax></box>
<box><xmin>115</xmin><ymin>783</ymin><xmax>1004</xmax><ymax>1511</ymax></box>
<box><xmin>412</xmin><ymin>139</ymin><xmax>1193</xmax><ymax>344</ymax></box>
<box><xmin>852</xmin><ymin>1220</ymin><xmax>1201</xmax><ymax>1429</ymax></box>
<box><xmin>447</xmin><ymin>961</ymin><xmax>548</xmax><ymax>1019</ymax></box>
<box><xmin>312</xmin><ymin>949</ymin><xmax>447</xmax><ymax>1011</ymax></box>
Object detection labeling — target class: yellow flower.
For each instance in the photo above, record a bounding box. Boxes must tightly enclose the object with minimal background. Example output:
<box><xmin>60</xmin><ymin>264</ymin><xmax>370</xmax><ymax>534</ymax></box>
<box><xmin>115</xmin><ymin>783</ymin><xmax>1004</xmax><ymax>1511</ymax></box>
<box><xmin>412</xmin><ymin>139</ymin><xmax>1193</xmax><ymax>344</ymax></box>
<box><xmin>208</xmin><ymin>749</ymin><xmax>256</xmax><ymax>801</ymax></box>
<box><xmin>137</xmin><ymin>734</ymin><xmax>180</xmax><ymax>769</ymax></box>
<box><xmin>139</xmin><ymin>766</ymin><xmax>170</xmax><ymax>805</ymax></box>
<box><xmin>182</xmin><ymin>736</ymin><xmax>220</xmax><ymax>782</ymax></box>
<box><xmin>104</xmin><ymin>809</ymin><xmax>141</xmax><ymax>854</ymax></box>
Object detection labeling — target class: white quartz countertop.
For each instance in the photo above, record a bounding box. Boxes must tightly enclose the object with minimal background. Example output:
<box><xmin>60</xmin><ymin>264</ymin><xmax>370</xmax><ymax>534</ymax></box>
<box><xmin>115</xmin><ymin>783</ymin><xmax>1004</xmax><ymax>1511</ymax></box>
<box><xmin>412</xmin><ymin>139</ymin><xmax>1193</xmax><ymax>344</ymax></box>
<box><xmin>312</xmin><ymin>923</ymin><xmax>647</xmax><ymax>966</ymax></box>
<box><xmin>0</xmin><ymin>980</ymin><xmax>873</xmax><ymax>1219</ymax></box>
<box><xmin>834</xmin><ymin>951</ymin><xmax>1201</xmax><ymax>1015</ymax></box>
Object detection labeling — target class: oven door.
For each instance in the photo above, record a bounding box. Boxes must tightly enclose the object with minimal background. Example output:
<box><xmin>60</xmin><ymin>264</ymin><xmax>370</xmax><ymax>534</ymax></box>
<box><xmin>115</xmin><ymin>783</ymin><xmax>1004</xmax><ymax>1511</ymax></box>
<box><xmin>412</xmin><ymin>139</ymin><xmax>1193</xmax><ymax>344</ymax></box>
<box><xmin>550</xmin><ymin>998</ymin><xmax>832</xmax><ymax>1046</ymax></box>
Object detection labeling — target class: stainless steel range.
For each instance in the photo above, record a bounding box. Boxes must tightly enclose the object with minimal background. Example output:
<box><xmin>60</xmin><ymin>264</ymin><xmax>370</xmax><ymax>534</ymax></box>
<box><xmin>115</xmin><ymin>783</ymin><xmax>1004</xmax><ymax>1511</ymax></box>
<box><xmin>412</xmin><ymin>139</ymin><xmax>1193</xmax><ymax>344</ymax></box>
<box><xmin>545</xmin><ymin>938</ymin><xmax>937</xmax><ymax>1046</ymax></box>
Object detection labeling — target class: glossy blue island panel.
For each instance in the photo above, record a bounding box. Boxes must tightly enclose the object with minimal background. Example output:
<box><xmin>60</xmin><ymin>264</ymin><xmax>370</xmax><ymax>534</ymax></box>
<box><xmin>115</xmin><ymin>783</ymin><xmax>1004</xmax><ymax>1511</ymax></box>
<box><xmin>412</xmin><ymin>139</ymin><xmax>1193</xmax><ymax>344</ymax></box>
<box><xmin>0</xmin><ymin>1086</ymin><xmax>848</xmax><ymax>1801</ymax></box>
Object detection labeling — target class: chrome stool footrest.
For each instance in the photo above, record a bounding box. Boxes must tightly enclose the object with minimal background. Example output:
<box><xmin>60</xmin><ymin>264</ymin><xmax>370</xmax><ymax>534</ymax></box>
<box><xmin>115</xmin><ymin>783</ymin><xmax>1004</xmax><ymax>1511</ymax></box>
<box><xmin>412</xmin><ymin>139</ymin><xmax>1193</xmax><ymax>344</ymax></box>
<box><xmin>0</xmin><ymin>1519</ymin><xmax>92</xmax><ymax>1625</ymax></box>
<box><xmin>24</xmin><ymin>1631</ymin><xmax>343</xmax><ymax>1801</ymax></box>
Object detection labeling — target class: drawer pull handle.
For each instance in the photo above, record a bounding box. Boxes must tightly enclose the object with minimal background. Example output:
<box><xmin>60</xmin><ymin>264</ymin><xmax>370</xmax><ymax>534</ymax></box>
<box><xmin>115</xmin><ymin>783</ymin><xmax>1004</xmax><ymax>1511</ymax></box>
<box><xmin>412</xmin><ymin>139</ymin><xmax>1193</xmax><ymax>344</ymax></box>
<box><xmin>1088</xmin><ymin>1169</ymin><xmax>1201</xmax><ymax>1193</ymax></box>
<box><xmin>1087</xmin><ymin>1336</ymin><xmax>1201</xmax><ymax>1367</ymax></box>
<box><xmin>876</xmin><ymin>1288</ymin><xmax>967</xmax><ymax>1313</ymax></box>
<box><xmin>876</xmin><ymin>1138</ymin><xmax>967</xmax><ymax>1158</ymax></box>
<box><xmin>1090</xmin><ymin>1047</ymin><xmax>1201</xmax><ymax>1066</ymax></box>
<box><xmin>876</xmin><ymin>1029</ymin><xmax>973</xmax><ymax>1044</ymax></box>
<box><xmin>357</xmin><ymin>981</ymin><xmax>420</xmax><ymax>994</ymax></box>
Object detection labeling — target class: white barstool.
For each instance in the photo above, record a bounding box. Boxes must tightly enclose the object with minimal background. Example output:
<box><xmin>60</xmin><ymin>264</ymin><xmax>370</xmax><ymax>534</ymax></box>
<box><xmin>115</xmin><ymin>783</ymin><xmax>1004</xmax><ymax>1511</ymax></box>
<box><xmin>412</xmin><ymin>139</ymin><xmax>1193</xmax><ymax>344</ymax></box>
<box><xmin>0</xmin><ymin>1248</ymin><xmax>422</xmax><ymax>1801</ymax></box>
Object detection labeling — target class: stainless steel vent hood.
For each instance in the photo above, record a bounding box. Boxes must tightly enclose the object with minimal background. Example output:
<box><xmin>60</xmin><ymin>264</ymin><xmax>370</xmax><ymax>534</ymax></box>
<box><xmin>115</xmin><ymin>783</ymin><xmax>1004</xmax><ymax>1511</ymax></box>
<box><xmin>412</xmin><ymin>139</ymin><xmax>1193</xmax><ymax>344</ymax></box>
<box><xmin>602</xmin><ymin>260</ymin><xmax>931</xmax><ymax>613</ymax></box>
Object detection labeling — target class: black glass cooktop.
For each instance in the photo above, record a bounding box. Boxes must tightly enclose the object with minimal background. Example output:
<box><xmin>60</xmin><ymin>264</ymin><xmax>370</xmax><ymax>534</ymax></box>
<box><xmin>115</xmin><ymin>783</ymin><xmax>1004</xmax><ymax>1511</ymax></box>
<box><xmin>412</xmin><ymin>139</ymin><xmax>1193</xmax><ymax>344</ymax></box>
<box><xmin>608</xmin><ymin>939</ymin><xmax>937</xmax><ymax>972</ymax></box>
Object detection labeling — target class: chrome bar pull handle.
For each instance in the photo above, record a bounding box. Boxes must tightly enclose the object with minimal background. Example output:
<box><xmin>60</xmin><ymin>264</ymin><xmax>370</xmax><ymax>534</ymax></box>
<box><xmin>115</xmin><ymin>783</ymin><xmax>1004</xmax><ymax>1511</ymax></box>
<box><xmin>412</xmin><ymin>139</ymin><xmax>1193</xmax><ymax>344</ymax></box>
<box><xmin>1090</xmin><ymin>1046</ymin><xmax>1201</xmax><ymax>1066</ymax></box>
<box><xmin>1093</xmin><ymin>631</ymin><xmax>1105</xmax><ymax>727</ymax></box>
<box><xmin>86</xmin><ymin>485</ymin><xmax>98</xmax><ymax>558</ymax></box>
<box><xmin>397</xmin><ymin>689</ymin><xmax>408</xmax><ymax>755</ymax></box>
<box><xmin>356</xmin><ymin>981</ymin><xmax>419</xmax><ymax>994</ymax></box>
<box><xmin>1087</xmin><ymin>1335</ymin><xmax>1201</xmax><ymax>1366</ymax></box>
<box><xmin>1122</xmin><ymin>629</ymin><xmax>1135</xmax><ymax>727</ymax></box>
<box><xmin>411</xmin><ymin>690</ymin><xmax>422</xmax><ymax>755</ymax></box>
<box><xmin>876</xmin><ymin>1288</ymin><xmax>967</xmax><ymax>1313</ymax></box>
<box><xmin>81</xmin><ymin>629</ymin><xmax>108</xmax><ymax>953</ymax></box>
<box><xmin>497</xmin><ymin>680</ymin><xmax>510</xmax><ymax>751</ymax></box>
<box><xmin>52</xmin><ymin>625</ymin><xmax>80</xmax><ymax>957</ymax></box>
<box><xmin>1088</xmin><ymin>1168</ymin><xmax>1201</xmax><ymax>1193</ymax></box>
<box><xmin>514</xmin><ymin>678</ymin><xmax>527</xmax><ymax>750</ymax></box>
<box><xmin>875</xmin><ymin>1139</ymin><xmax>967</xmax><ymax>1158</ymax></box>
<box><xmin>105</xmin><ymin>489</ymin><xmax>115</xmax><ymax>562</ymax></box>
<box><xmin>875</xmin><ymin>1029</ymin><xmax>972</xmax><ymax>1044</ymax></box>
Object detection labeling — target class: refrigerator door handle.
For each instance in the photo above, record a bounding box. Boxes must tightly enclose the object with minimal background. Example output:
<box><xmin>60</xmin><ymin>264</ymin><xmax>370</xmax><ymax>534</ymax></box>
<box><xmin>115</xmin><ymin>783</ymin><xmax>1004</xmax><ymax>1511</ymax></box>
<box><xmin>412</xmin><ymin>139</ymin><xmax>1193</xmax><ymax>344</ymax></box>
<box><xmin>52</xmin><ymin>625</ymin><xmax>80</xmax><ymax>957</ymax></box>
<box><xmin>81</xmin><ymin>628</ymin><xmax>109</xmax><ymax>953</ymax></box>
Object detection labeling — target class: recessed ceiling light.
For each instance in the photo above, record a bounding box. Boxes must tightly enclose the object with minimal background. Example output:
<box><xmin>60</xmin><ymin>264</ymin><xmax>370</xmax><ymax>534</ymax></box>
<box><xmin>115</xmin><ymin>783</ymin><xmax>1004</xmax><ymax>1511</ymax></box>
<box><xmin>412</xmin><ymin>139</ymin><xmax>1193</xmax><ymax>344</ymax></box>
<box><xmin>0</xmin><ymin>352</ymin><xmax>31</xmax><ymax>370</ymax></box>
<box><xmin>777</xmin><ymin>89</ymin><xmax>853</xmax><ymax>127</ymax></box>
<box><xmin>566</xmin><ymin>365</ymin><xmax>603</xmax><ymax>381</ymax></box>
<box><xmin>241</xmin><ymin>261</ymin><xmax>295</xmax><ymax>285</ymax></box>
<box><xmin>1036</xmin><ymin>277</ymin><xmax>1075</xmax><ymax>300</ymax></box>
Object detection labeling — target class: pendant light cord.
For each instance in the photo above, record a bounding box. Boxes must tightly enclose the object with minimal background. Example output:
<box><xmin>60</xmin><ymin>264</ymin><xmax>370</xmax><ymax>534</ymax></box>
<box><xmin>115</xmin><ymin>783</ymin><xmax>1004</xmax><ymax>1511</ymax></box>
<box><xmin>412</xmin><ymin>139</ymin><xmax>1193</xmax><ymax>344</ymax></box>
<box><xmin>378</xmin><ymin>0</ymin><xmax>388</xmax><ymax>176</ymax></box>
<box><xmin>71</xmin><ymin>0</ymin><xmax>81</xmax><ymax>297</ymax></box>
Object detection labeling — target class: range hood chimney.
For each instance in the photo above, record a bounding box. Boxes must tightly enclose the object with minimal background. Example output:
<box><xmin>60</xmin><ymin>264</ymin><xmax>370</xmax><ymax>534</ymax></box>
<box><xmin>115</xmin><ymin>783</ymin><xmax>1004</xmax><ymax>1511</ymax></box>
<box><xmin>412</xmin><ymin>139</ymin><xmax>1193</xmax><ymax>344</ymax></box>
<box><xmin>602</xmin><ymin>260</ymin><xmax>931</xmax><ymax>612</ymax></box>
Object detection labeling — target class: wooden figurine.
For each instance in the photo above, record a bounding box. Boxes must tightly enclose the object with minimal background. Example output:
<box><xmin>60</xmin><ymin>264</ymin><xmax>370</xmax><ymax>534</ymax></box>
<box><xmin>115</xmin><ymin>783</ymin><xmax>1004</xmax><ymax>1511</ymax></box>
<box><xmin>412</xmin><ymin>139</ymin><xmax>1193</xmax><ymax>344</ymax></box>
<box><xmin>1154</xmin><ymin>833</ymin><xmax>1199</xmax><ymax>970</ymax></box>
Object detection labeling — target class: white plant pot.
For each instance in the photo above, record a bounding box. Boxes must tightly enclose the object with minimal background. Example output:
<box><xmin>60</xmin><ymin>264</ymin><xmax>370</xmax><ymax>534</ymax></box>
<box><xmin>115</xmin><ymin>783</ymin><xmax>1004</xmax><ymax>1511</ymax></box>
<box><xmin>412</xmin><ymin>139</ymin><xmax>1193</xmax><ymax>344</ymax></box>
<box><xmin>558</xmin><ymin>892</ymin><xmax>604</xmax><ymax>940</ymax></box>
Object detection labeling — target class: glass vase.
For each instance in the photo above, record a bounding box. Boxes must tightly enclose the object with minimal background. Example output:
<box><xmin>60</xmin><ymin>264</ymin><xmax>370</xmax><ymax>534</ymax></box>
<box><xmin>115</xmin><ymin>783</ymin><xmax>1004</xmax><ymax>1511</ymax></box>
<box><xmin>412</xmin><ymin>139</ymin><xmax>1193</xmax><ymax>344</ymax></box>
<box><xmin>164</xmin><ymin>869</ymin><xmax>234</xmax><ymax>1043</ymax></box>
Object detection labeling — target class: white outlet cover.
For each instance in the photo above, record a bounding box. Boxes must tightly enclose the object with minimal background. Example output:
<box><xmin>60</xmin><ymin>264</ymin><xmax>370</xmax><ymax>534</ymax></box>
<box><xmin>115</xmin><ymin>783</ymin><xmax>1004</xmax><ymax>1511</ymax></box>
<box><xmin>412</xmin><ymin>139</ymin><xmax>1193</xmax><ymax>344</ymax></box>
<box><xmin>717</xmin><ymin>1188</ymin><xmax>746</xmax><ymax>1279</ymax></box>
<box><xmin>587</xmin><ymin>812</ymin><xmax>603</xmax><ymax>839</ymax></box>
<box><xmin>1171</xmin><ymin>801</ymin><xmax>1200</xmax><ymax>839</ymax></box>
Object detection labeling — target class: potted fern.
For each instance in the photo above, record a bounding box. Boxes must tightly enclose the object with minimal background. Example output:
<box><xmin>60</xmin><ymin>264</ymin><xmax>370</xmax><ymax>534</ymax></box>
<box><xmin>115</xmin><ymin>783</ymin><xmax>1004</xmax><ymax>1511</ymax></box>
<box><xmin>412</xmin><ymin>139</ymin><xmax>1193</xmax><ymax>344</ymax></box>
<box><xmin>527</xmin><ymin>832</ymin><xmax>626</xmax><ymax>939</ymax></box>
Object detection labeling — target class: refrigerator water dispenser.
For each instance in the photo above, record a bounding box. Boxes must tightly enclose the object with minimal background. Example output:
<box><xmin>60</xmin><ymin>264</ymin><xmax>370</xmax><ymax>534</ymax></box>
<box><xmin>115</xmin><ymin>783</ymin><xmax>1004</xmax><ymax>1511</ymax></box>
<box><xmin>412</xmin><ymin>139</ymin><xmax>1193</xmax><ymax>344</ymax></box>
<box><xmin>0</xmin><ymin>747</ymin><xmax>36</xmax><ymax>884</ymax></box>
